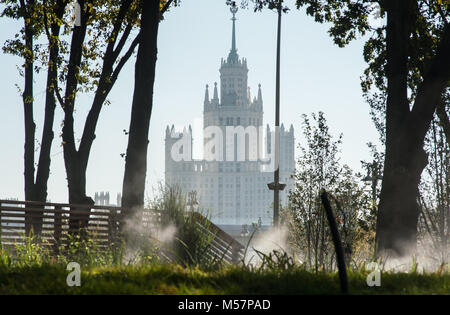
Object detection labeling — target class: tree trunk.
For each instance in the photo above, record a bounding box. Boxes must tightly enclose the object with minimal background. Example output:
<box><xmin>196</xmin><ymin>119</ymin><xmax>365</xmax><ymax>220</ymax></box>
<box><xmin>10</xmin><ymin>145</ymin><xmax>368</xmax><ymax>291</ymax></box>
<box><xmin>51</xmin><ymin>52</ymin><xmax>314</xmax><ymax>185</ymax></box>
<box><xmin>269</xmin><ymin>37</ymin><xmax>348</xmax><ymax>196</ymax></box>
<box><xmin>376</xmin><ymin>1</ymin><xmax>421</xmax><ymax>254</ymax></box>
<box><xmin>66</xmin><ymin>154</ymin><xmax>93</xmax><ymax>235</ymax></box>
<box><xmin>20</xmin><ymin>1</ymin><xmax>66</xmax><ymax>235</ymax></box>
<box><xmin>31</xmin><ymin>12</ymin><xmax>65</xmax><ymax>234</ymax></box>
<box><xmin>376</xmin><ymin>1</ymin><xmax>450</xmax><ymax>257</ymax></box>
<box><xmin>22</xmin><ymin>11</ymin><xmax>36</xmax><ymax>235</ymax></box>
<box><xmin>56</xmin><ymin>1</ymin><xmax>137</xmax><ymax>228</ymax></box>
<box><xmin>58</xmin><ymin>4</ymin><xmax>98</xmax><ymax>235</ymax></box>
<box><xmin>376</xmin><ymin>145</ymin><xmax>427</xmax><ymax>256</ymax></box>
<box><xmin>122</xmin><ymin>0</ymin><xmax>160</xmax><ymax>222</ymax></box>
<box><xmin>63</xmin><ymin>111</ymin><xmax>93</xmax><ymax>234</ymax></box>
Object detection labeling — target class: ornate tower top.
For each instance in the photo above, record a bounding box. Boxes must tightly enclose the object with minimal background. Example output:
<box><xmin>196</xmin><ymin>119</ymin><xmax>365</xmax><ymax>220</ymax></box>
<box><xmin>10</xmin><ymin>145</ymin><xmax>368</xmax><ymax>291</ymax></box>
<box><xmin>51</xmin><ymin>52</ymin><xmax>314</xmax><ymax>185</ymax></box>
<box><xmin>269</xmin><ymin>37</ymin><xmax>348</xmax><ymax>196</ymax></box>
<box><xmin>219</xmin><ymin>5</ymin><xmax>249</xmax><ymax>106</ymax></box>
<box><xmin>227</xmin><ymin>6</ymin><xmax>239</xmax><ymax>64</ymax></box>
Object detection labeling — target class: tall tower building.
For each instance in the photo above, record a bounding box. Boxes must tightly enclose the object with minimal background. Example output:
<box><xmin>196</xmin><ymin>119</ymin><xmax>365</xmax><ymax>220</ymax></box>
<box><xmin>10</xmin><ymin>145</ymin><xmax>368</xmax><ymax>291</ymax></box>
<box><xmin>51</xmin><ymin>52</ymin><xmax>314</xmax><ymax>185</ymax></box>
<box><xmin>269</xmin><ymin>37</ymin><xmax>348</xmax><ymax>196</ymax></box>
<box><xmin>165</xmin><ymin>7</ymin><xmax>295</xmax><ymax>229</ymax></box>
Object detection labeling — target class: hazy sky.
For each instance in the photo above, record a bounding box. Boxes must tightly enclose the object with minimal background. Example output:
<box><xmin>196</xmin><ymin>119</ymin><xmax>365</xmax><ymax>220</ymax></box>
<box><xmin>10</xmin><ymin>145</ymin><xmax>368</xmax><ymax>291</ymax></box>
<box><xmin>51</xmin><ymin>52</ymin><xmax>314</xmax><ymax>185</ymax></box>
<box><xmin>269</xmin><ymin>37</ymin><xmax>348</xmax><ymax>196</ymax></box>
<box><xmin>0</xmin><ymin>0</ymin><xmax>381</xmax><ymax>203</ymax></box>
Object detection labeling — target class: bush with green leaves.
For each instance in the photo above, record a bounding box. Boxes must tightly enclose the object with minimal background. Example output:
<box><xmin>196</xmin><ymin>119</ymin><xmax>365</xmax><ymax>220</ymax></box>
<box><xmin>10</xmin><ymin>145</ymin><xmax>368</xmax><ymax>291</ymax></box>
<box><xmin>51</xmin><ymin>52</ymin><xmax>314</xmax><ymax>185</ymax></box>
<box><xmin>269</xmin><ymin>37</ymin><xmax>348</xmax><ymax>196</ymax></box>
<box><xmin>285</xmin><ymin>112</ymin><xmax>374</xmax><ymax>271</ymax></box>
<box><xmin>0</xmin><ymin>232</ymin><xmax>124</xmax><ymax>269</ymax></box>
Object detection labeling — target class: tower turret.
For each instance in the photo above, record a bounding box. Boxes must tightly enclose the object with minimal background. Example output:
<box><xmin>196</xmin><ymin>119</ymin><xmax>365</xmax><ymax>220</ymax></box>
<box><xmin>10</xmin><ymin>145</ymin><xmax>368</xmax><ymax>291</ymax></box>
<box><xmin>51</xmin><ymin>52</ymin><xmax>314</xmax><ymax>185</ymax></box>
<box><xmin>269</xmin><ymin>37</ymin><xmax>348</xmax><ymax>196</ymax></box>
<box><xmin>257</xmin><ymin>84</ymin><xmax>263</xmax><ymax>105</ymax></box>
<box><xmin>204</xmin><ymin>84</ymin><xmax>210</xmax><ymax>107</ymax></box>
<box><xmin>212</xmin><ymin>82</ymin><xmax>219</xmax><ymax>105</ymax></box>
<box><xmin>165</xmin><ymin>125</ymin><xmax>170</xmax><ymax>137</ymax></box>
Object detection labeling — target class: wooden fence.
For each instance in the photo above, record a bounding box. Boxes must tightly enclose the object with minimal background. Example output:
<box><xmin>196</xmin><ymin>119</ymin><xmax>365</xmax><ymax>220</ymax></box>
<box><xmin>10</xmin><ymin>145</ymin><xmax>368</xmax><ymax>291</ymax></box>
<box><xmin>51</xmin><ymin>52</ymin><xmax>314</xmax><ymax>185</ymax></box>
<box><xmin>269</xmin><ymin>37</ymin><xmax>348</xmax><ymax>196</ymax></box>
<box><xmin>0</xmin><ymin>199</ymin><xmax>122</xmax><ymax>249</ymax></box>
<box><xmin>140</xmin><ymin>209</ymin><xmax>245</xmax><ymax>264</ymax></box>
<box><xmin>0</xmin><ymin>200</ymin><xmax>244</xmax><ymax>264</ymax></box>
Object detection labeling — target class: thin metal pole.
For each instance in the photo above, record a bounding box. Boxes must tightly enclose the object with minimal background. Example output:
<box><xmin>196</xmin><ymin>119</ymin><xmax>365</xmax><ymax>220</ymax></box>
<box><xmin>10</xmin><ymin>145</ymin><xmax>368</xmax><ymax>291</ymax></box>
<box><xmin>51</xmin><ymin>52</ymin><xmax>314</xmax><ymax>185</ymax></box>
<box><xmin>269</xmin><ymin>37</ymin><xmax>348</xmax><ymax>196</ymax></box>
<box><xmin>273</xmin><ymin>1</ymin><xmax>282</xmax><ymax>228</ymax></box>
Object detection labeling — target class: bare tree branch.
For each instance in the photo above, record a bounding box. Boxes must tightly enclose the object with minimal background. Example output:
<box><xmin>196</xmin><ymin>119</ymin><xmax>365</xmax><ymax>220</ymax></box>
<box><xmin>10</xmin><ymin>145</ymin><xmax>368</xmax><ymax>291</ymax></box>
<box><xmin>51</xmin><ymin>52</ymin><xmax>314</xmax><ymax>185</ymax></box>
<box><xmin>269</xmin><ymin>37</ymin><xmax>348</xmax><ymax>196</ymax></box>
<box><xmin>111</xmin><ymin>31</ymin><xmax>141</xmax><ymax>84</ymax></box>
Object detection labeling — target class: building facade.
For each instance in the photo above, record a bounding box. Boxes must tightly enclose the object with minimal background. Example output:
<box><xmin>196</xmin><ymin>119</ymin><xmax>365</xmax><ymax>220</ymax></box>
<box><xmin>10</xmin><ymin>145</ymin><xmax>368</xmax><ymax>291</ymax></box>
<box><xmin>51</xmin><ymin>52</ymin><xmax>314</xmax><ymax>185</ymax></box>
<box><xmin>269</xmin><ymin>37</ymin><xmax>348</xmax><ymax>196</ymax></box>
<box><xmin>165</xmin><ymin>9</ymin><xmax>295</xmax><ymax>227</ymax></box>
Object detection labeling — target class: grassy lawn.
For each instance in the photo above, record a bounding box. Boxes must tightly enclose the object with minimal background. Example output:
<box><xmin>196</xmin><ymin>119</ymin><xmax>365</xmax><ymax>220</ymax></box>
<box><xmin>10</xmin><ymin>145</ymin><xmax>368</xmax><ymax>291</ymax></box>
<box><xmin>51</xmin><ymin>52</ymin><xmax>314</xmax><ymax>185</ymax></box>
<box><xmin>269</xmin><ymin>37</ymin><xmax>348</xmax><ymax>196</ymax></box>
<box><xmin>0</xmin><ymin>264</ymin><xmax>448</xmax><ymax>295</ymax></box>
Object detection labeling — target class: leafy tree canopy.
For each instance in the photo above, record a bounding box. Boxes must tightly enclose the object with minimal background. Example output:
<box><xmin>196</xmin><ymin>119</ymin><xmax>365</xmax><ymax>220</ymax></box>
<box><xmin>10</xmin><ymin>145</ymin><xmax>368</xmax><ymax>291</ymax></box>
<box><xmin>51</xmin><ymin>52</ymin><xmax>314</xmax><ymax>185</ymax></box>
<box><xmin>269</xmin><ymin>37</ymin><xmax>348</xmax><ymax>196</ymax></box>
<box><xmin>294</xmin><ymin>0</ymin><xmax>449</xmax><ymax>142</ymax></box>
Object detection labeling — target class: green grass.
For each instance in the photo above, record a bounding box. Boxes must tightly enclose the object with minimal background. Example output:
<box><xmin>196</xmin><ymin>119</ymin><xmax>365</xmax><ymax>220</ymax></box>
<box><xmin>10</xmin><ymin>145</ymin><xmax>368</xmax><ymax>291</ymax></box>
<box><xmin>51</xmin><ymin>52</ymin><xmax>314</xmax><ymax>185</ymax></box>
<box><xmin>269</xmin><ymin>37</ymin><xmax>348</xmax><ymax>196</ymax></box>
<box><xmin>0</xmin><ymin>263</ymin><xmax>448</xmax><ymax>295</ymax></box>
<box><xmin>0</xmin><ymin>214</ymin><xmax>447</xmax><ymax>295</ymax></box>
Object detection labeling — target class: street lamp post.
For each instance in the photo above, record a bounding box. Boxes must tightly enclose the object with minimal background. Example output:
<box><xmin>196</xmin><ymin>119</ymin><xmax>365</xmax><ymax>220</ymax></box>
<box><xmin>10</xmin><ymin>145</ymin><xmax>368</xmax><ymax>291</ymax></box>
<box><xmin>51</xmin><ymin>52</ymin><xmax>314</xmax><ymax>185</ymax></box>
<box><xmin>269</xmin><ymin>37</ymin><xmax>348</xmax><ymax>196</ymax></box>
<box><xmin>267</xmin><ymin>0</ymin><xmax>284</xmax><ymax>229</ymax></box>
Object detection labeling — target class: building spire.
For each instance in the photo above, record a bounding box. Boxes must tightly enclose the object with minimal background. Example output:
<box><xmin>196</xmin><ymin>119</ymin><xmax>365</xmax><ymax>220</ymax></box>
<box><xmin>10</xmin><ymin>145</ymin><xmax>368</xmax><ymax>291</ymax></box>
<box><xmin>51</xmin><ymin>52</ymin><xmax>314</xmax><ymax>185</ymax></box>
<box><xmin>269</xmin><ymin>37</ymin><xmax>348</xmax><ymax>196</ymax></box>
<box><xmin>227</xmin><ymin>5</ymin><xmax>239</xmax><ymax>64</ymax></box>
<box><xmin>231</xmin><ymin>6</ymin><xmax>237</xmax><ymax>52</ymax></box>
<box><xmin>204</xmin><ymin>84</ymin><xmax>210</xmax><ymax>105</ymax></box>
<box><xmin>257</xmin><ymin>83</ymin><xmax>262</xmax><ymax>103</ymax></box>
<box><xmin>213</xmin><ymin>82</ymin><xmax>219</xmax><ymax>100</ymax></box>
